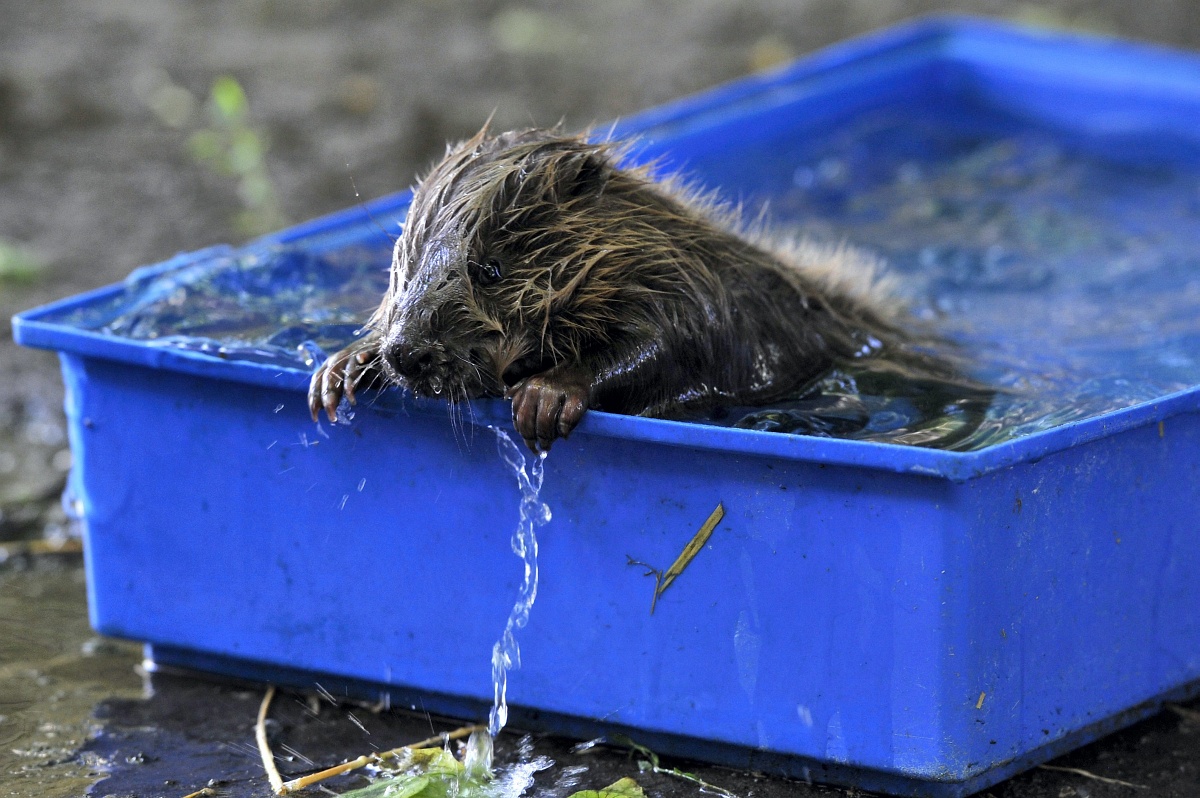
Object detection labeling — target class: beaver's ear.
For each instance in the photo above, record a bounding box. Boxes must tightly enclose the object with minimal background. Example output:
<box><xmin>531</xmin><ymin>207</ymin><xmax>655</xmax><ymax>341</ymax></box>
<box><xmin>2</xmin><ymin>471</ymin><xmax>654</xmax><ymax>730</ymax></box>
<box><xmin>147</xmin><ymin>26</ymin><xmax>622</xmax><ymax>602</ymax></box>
<box><xmin>550</xmin><ymin>150</ymin><xmax>610</xmax><ymax>201</ymax></box>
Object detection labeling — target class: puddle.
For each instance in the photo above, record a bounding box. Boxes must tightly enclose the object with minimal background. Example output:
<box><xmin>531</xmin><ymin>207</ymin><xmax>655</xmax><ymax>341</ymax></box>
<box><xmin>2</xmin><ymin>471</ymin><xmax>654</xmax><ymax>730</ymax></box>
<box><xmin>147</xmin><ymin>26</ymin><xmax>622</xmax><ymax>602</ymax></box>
<box><xmin>0</xmin><ymin>557</ymin><xmax>142</xmax><ymax>798</ymax></box>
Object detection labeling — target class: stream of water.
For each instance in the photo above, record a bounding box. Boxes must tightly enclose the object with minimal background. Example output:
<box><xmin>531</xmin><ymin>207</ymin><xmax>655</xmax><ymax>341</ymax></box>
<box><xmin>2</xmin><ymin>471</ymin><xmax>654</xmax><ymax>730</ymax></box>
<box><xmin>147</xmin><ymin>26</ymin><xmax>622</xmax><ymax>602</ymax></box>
<box><xmin>487</xmin><ymin>428</ymin><xmax>551</xmax><ymax>738</ymax></box>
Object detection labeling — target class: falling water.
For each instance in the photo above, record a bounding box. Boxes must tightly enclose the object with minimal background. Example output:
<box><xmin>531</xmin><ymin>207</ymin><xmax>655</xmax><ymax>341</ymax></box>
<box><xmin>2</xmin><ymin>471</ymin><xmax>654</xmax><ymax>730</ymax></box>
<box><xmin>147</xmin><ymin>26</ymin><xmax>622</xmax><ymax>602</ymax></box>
<box><xmin>487</xmin><ymin>428</ymin><xmax>551</xmax><ymax>737</ymax></box>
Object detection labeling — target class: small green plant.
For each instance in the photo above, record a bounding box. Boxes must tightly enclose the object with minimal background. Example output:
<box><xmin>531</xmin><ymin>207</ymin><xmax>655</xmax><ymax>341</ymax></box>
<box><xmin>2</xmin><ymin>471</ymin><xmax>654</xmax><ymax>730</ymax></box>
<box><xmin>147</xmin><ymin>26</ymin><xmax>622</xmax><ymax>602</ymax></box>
<box><xmin>613</xmin><ymin>736</ymin><xmax>739</xmax><ymax>798</ymax></box>
<box><xmin>337</xmin><ymin>748</ymin><xmax>647</xmax><ymax>798</ymax></box>
<box><xmin>188</xmin><ymin>76</ymin><xmax>287</xmax><ymax>238</ymax></box>
<box><xmin>0</xmin><ymin>238</ymin><xmax>46</xmax><ymax>284</ymax></box>
<box><xmin>567</xmin><ymin>777</ymin><xmax>645</xmax><ymax>798</ymax></box>
<box><xmin>337</xmin><ymin>747</ymin><xmax>473</xmax><ymax>798</ymax></box>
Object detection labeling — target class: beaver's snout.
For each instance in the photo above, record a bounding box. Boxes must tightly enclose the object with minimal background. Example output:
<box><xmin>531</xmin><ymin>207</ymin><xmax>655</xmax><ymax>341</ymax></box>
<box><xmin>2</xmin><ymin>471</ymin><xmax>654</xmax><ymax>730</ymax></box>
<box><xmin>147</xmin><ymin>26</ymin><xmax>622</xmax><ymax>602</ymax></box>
<box><xmin>382</xmin><ymin>336</ymin><xmax>449</xmax><ymax>395</ymax></box>
<box><xmin>383</xmin><ymin>341</ymin><xmax>433</xmax><ymax>383</ymax></box>
<box><xmin>381</xmin><ymin>329</ymin><xmax>497</xmax><ymax>400</ymax></box>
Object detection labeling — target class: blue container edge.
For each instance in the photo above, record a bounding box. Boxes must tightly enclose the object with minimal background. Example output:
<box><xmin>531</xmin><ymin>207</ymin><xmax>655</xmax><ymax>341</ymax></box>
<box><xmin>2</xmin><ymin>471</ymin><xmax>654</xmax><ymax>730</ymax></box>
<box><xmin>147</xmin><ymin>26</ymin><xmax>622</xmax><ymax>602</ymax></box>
<box><xmin>607</xmin><ymin>14</ymin><xmax>1200</xmax><ymax>147</ymax></box>
<box><xmin>17</xmin><ymin>281</ymin><xmax>1200</xmax><ymax>484</ymax></box>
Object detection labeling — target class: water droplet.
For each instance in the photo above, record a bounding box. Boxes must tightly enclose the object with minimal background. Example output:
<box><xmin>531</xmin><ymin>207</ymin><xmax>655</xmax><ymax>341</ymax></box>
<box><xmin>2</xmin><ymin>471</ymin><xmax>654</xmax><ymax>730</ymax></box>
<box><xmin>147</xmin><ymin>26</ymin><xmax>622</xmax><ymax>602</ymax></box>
<box><xmin>463</xmin><ymin>728</ymin><xmax>494</xmax><ymax>779</ymax></box>
<box><xmin>297</xmin><ymin>340</ymin><xmax>327</xmax><ymax>369</ymax></box>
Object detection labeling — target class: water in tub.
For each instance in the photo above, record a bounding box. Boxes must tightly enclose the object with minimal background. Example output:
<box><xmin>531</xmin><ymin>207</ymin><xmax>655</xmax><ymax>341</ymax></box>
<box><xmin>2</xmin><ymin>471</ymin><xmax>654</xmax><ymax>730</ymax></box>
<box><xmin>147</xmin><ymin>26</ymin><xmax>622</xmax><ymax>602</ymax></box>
<box><xmin>54</xmin><ymin>96</ymin><xmax>1200</xmax><ymax>452</ymax></box>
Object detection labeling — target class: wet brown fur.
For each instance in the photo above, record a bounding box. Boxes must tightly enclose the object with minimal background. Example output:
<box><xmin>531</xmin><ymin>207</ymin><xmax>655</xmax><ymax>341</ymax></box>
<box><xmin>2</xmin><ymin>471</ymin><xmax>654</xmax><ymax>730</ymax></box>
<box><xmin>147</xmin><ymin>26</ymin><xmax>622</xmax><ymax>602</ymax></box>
<box><xmin>310</xmin><ymin>124</ymin><xmax>965</xmax><ymax>449</ymax></box>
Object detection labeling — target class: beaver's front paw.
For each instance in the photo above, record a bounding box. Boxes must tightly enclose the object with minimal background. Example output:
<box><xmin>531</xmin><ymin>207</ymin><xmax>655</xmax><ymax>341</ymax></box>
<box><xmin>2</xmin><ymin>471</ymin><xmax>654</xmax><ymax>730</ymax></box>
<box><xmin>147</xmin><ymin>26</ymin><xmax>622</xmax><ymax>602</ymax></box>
<box><xmin>507</xmin><ymin>367</ymin><xmax>591</xmax><ymax>452</ymax></box>
<box><xmin>308</xmin><ymin>332</ymin><xmax>384</xmax><ymax>423</ymax></box>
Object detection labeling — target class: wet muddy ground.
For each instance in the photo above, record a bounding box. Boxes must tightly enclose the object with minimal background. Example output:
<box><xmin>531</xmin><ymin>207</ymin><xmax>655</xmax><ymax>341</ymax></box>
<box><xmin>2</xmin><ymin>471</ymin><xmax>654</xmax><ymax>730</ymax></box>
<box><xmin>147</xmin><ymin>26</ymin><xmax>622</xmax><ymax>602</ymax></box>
<box><xmin>4</xmin><ymin>556</ymin><xmax>1200</xmax><ymax>798</ymax></box>
<box><xmin>3</xmin><ymin>1</ymin><xmax>1200</xmax><ymax>796</ymax></box>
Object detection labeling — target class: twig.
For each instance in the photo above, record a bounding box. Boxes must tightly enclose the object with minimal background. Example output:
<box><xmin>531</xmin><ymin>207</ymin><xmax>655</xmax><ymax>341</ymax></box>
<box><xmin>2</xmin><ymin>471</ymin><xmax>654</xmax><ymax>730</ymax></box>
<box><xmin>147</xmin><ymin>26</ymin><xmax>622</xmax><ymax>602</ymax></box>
<box><xmin>625</xmin><ymin>557</ymin><xmax>665</xmax><ymax>613</ymax></box>
<box><xmin>278</xmin><ymin>724</ymin><xmax>484</xmax><ymax>793</ymax></box>
<box><xmin>1168</xmin><ymin>703</ymin><xmax>1200</xmax><ymax>722</ymax></box>
<box><xmin>627</xmin><ymin>502</ymin><xmax>725</xmax><ymax>615</ymax></box>
<box><xmin>617</xmin><ymin>735</ymin><xmax>738</xmax><ymax>798</ymax></box>
<box><xmin>1037</xmin><ymin>764</ymin><xmax>1146</xmax><ymax>789</ymax></box>
<box><xmin>180</xmin><ymin>788</ymin><xmax>227</xmax><ymax>798</ymax></box>
<box><xmin>256</xmin><ymin>686</ymin><xmax>285</xmax><ymax>793</ymax></box>
<box><xmin>641</xmin><ymin>762</ymin><xmax>740</xmax><ymax>798</ymax></box>
<box><xmin>0</xmin><ymin>538</ymin><xmax>84</xmax><ymax>557</ymax></box>
<box><xmin>658</xmin><ymin>503</ymin><xmax>724</xmax><ymax>597</ymax></box>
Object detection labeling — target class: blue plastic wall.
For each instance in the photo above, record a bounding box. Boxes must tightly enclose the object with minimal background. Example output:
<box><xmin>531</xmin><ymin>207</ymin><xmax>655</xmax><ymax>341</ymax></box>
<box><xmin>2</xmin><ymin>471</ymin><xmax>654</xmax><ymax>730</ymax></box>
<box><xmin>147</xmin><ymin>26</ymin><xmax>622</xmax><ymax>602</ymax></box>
<box><xmin>57</xmin><ymin>350</ymin><xmax>1200</xmax><ymax>796</ymax></box>
<box><xmin>16</xmin><ymin>17</ymin><xmax>1200</xmax><ymax>797</ymax></box>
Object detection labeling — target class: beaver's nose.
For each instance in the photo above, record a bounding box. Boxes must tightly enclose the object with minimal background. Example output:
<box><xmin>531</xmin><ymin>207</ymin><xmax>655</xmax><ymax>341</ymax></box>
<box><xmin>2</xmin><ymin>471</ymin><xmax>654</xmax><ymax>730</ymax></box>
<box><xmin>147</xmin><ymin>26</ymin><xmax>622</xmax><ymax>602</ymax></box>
<box><xmin>384</xmin><ymin>342</ymin><xmax>435</xmax><ymax>381</ymax></box>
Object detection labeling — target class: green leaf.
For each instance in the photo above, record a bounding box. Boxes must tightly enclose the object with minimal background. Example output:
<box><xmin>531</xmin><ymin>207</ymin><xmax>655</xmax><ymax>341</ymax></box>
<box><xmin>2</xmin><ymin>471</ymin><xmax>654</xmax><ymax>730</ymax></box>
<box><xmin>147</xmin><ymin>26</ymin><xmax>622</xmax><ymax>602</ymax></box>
<box><xmin>609</xmin><ymin>735</ymin><xmax>659</xmax><ymax>769</ymax></box>
<box><xmin>410</xmin><ymin>747</ymin><xmax>465</xmax><ymax>777</ymax></box>
<box><xmin>338</xmin><ymin>774</ymin><xmax>436</xmax><ymax>798</ymax></box>
<box><xmin>237</xmin><ymin>172</ymin><xmax>274</xmax><ymax>206</ymax></box>
<box><xmin>187</xmin><ymin>129</ymin><xmax>224</xmax><ymax>168</ymax></box>
<box><xmin>567</xmin><ymin>777</ymin><xmax>645</xmax><ymax>798</ymax></box>
<box><xmin>333</xmin><ymin>745</ymin><xmax>499</xmax><ymax>798</ymax></box>
<box><xmin>229</xmin><ymin>128</ymin><xmax>265</xmax><ymax>174</ymax></box>
<box><xmin>210</xmin><ymin>75</ymin><xmax>248</xmax><ymax>122</ymax></box>
<box><xmin>383</xmin><ymin>774</ymin><xmax>433</xmax><ymax>798</ymax></box>
<box><xmin>0</xmin><ymin>239</ymin><xmax>46</xmax><ymax>283</ymax></box>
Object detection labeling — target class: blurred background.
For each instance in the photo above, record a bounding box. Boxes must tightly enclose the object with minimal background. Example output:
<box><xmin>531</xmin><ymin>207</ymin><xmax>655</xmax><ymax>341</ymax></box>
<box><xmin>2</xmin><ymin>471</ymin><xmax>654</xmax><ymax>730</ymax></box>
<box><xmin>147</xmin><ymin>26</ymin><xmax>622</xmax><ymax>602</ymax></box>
<box><xmin>2</xmin><ymin>0</ymin><xmax>1200</xmax><ymax>541</ymax></box>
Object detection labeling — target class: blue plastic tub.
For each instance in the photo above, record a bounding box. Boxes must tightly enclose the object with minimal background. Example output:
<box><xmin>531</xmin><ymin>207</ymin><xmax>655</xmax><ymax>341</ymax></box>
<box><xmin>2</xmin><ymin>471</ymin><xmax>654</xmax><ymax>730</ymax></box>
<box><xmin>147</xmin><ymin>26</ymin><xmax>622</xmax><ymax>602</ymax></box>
<box><xmin>13</xmin><ymin>17</ymin><xmax>1200</xmax><ymax>797</ymax></box>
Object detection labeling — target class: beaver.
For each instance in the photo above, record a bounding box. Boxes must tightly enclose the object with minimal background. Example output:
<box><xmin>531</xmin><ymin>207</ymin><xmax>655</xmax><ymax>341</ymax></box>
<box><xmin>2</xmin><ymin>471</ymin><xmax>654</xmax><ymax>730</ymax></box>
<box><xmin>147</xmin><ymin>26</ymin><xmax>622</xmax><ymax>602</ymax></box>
<box><xmin>309</xmin><ymin>125</ymin><xmax>967</xmax><ymax>451</ymax></box>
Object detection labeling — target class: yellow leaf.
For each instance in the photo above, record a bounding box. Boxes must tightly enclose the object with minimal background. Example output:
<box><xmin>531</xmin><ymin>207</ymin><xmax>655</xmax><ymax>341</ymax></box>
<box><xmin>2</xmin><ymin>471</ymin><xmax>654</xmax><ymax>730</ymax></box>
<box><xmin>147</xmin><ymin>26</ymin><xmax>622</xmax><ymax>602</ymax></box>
<box><xmin>567</xmin><ymin>776</ymin><xmax>645</xmax><ymax>798</ymax></box>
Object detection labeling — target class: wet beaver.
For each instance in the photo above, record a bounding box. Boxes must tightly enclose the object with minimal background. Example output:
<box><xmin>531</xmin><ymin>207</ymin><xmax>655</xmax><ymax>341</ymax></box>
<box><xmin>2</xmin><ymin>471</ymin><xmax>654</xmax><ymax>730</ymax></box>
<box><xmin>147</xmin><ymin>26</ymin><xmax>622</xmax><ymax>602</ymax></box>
<box><xmin>309</xmin><ymin>125</ymin><xmax>965</xmax><ymax>451</ymax></box>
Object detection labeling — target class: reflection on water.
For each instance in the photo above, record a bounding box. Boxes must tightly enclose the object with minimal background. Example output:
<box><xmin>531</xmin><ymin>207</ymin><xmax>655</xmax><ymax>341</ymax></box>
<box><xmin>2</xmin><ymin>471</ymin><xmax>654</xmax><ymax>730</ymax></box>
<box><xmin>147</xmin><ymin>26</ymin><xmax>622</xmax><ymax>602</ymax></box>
<box><xmin>723</xmin><ymin>365</ymin><xmax>997</xmax><ymax>451</ymax></box>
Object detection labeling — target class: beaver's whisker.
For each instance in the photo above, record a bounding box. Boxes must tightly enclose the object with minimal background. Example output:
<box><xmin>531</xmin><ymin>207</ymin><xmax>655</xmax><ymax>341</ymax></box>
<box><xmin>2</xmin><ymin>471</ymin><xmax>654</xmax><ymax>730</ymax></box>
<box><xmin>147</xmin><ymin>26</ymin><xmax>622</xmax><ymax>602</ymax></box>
<box><xmin>449</xmin><ymin>350</ymin><xmax>488</xmax><ymax>395</ymax></box>
<box><xmin>460</xmin><ymin>395</ymin><xmax>477</xmax><ymax>448</ymax></box>
<box><xmin>445</xmin><ymin>395</ymin><xmax>463</xmax><ymax>450</ymax></box>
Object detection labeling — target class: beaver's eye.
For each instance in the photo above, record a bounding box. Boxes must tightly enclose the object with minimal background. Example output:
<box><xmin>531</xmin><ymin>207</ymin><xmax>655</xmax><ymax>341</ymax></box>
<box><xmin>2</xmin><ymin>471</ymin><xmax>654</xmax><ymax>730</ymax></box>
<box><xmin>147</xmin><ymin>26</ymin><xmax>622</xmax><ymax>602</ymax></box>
<box><xmin>473</xmin><ymin>256</ymin><xmax>504</xmax><ymax>286</ymax></box>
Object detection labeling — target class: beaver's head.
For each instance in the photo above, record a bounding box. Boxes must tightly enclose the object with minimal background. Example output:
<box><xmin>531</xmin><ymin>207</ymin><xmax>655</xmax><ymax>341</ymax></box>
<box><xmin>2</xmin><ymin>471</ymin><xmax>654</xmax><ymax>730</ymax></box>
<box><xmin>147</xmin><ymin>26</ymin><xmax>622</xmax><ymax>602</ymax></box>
<box><xmin>374</xmin><ymin>126</ymin><xmax>651</xmax><ymax>403</ymax></box>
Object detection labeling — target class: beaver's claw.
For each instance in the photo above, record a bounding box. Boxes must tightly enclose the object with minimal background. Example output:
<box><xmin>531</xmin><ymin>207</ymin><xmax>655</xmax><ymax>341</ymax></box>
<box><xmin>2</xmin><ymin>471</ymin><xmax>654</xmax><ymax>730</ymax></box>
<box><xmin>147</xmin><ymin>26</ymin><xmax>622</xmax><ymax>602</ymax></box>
<box><xmin>508</xmin><ymin>367</ymin><xmax>591</xmax><ymax>452</ymax></box>
<box><xmin>307</xmin><ymin>333</ymin><xmax>384</xmax><ymax>423</ymax></box>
